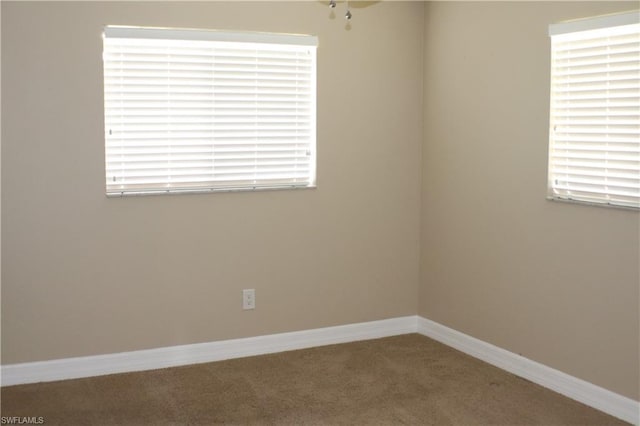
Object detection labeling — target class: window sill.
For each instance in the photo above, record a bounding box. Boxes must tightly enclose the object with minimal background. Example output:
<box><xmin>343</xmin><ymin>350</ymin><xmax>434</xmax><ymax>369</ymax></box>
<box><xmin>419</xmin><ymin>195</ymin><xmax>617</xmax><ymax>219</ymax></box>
<box><xmin>106</xmin><ymin>184</ymin><xmax>317</xmax><ymax>198</ymax></box>
<box><xmin>546</xmin><ymin>196</ymin><xmax>639</xmax><ymax>212</ymax></box>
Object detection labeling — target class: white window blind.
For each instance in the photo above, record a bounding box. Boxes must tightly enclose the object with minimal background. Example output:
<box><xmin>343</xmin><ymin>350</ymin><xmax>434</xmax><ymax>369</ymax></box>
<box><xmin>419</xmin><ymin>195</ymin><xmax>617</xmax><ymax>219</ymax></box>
<box><xmin>548</xmin><ymin>12</ymin><xmax>640</xmax><ymax>209</ymax></box>
<box><xmin>103</xmin><ymin>26</ymin><xmax>317</xmax><ymax>196</ymax></box>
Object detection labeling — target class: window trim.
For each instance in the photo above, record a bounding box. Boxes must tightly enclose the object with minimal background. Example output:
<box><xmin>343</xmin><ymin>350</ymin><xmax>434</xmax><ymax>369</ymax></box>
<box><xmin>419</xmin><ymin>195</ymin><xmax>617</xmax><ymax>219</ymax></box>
<box><xmin>547</xmin><ymin>11</ymin><xmax>640</xmax><ymax>210</ymax></box>
<box><xmin>548</xmin><ymin>11</ymin><xmax>638</xmax><ymax>37</ymax></box>
<box><xmin>104</xmin><ymin>26</ymin><xmax>318</xmax><ymax>47</ymax></box>
<box><xmin>103</xmin><ymin>26</ymin><xmax>318</xmax><ymax>197</ymax></box>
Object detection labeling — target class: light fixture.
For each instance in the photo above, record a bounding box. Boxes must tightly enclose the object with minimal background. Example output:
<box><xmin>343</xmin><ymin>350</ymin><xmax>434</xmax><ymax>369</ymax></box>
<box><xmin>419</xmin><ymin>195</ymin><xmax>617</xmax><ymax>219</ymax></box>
<box><xmin>329</xmin><ymin>0</ymin><xmax>352</xmax><ymax>20</ymax></box>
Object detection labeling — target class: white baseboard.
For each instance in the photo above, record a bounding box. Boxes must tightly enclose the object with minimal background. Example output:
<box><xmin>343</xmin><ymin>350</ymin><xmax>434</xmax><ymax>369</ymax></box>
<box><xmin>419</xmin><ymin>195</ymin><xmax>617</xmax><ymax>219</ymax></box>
<box><xmin>417</xmin><ymin>317</ymin><xmax>639</xmax><ymax>425</ymax></box>
<box><xmin>2</xmin><ymin>315</ymin><xmax>637</xmax><ymax>425</ymax></box>
<box><xmin>0</xmin><ymin>315</ymin><xmax>418</xmax><ymax>387</ymax></box>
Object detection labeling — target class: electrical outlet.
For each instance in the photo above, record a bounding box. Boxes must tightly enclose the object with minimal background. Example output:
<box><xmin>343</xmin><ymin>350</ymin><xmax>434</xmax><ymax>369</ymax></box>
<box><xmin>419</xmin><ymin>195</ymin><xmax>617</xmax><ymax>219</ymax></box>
<box><xmin>242</xmin><ymin>289</ymin><xmax>255</xmax><ymax>310</ymax></box>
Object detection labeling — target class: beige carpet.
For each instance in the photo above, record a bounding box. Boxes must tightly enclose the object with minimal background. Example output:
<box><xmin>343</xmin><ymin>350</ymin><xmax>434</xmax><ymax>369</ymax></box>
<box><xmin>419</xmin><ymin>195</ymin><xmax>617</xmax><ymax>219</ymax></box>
<box><xmin>0</xmin><ymin>334</ymin><xmax>630</xmax><ymax>425</ymax></box>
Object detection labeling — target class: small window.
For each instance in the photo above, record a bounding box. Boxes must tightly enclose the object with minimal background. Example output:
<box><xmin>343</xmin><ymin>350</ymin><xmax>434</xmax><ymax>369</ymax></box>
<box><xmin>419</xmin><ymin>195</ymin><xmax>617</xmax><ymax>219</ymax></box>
<box><xmin>103</xmin><ymin>26</ymin><xmax>317</xmax><ymax>196</ymax></box>
<box><xmin>548</xmin><ymin>12</ymin><xmax>639</xmax><ymax>209</ymax></box>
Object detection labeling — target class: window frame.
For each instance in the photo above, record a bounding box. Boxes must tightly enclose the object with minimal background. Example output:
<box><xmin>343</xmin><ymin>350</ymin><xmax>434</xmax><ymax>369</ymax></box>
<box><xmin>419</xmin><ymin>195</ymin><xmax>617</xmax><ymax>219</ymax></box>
<box><xmin>547</xmin><ymin>11</ymin><xmax>640</xmax><ymax>210</ymax></box>
<box><xmin>102</xmin><ymin>26</ymin><xmax>318</xmax><ymax>197</ymax></box>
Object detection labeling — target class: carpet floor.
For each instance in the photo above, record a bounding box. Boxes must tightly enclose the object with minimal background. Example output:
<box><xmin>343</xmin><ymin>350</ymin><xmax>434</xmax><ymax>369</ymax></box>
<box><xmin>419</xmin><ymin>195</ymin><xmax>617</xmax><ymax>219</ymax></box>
<box><xmin>0</xmin><ymin>334</ymin><xmax>630</xmax><ymax>425</ymax></box>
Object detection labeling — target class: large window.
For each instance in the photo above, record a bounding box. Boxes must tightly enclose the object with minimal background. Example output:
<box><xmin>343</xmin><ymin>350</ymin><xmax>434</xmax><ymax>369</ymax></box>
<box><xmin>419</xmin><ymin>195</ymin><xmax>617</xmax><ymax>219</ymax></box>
<box><xmin>103</xmin><ymin>27</ymin><xmax>317</xmax><ymax>196</ymax></box>
<box><xmin>548</xmin><ymin>12</ymin><xmax>639</xmax><ymax>209</ymax></box>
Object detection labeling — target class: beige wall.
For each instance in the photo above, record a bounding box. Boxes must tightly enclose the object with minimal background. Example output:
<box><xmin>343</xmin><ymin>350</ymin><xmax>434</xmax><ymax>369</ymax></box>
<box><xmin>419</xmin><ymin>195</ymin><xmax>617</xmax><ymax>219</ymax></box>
<box><xmin>421</xmin><ymin>2</ymin><xmax>639</xmax><ymax>400</ymax></box>
<box><xmin>1</xmin><ymin>1</ymin><xmax>424</xmax><ymax>363</ymax></box>
<box><xmin>2</xmin><ymin>0</ymin><xmax>639</xmax><ymax>405</ymax></box>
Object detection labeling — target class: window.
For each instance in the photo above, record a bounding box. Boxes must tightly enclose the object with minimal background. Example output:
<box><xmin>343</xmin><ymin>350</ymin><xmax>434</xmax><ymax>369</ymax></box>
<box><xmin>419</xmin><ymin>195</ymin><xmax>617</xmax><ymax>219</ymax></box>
<box><xmin>103</xmin><ymin>26</ymin><xmax>317</xmax><ymax>196</ymax></box>
<box><xmin>548</xmin><ymin>12</ymin><xmax>640</xmax><ymax>209</ymax></box>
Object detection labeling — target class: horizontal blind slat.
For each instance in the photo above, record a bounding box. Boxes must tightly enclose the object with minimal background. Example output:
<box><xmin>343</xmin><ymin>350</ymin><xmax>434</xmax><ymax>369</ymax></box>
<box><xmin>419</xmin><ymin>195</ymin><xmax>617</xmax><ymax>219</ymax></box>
<box><xmin>104</xmin><ymin>27</ymin><xmax>317</xmax><ymax>195</ymax></box>
<box><xmin>548</xmin><ymin>18</ymin><xmax>640</xmax><ymax>208</ymax></box>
